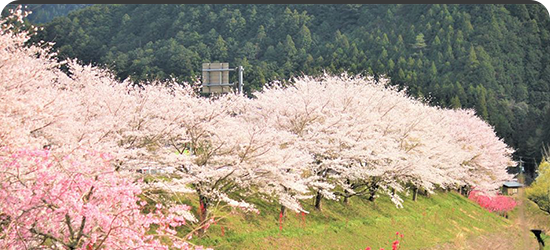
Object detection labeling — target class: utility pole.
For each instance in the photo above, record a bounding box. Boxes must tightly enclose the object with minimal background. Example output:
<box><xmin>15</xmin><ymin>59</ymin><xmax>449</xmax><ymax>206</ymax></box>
<box><xmin>517</xmin><ymin>156</ymin><xmax>525</xmax><ymax>185</ymax></box>
<box><xmin>238</xmin><ymin>65</ymin><xmax>244</xmax><ymax>94</ymax></box>
<box><xmin>519</xmin><ymin>156</ymin><xmax>524</xmax><ymax>174</ymax></box>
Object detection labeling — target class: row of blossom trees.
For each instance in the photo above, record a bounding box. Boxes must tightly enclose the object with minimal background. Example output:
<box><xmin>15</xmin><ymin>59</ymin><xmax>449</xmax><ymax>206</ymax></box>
<box><xmin>0</xmin><ymin>8</ymin><xmax>514</xmax><ymax>249</ymax></box>
<box><xmin>0</xmin><ymin>9</ymin><xmax>202</xmax><ymax>249</ymax></box>
<box><xmin>246</xmin><ymin>75</ymin><xmax>514</xmax><ymax>210</ymax></box>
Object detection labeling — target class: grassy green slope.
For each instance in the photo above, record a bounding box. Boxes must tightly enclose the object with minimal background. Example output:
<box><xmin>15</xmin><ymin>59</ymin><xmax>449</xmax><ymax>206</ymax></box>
<box><xmin>188</xmin><ymin>192</ymin><xmax>514</xmax><ymax>250</ymax></box>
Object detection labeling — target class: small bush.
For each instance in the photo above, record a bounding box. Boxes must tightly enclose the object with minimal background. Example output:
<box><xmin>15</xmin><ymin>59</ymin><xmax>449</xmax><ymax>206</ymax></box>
<box><xmin>468</xmin><ymin>190</ymin><xmax>517</xmax><ymax>216</ymax></box>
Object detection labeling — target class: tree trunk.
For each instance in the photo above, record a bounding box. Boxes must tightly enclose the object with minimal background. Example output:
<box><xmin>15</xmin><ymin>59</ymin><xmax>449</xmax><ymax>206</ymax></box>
<box><xmin>280</xmin><ymin>205</ymin><xmax>287</xmax><ymax>217</ymax></box>
<box><xmin>198</xmin><ymin>194</ymin><xmax>209</xmax><ymax>235</ymax></box>
<box><xmin>343</xmin><ymin>186</ymin><xmax>350</xmax><ymax>205</ymax></box>
<box><xmin>343</xmin><ymin>195</ymin><xmax>349</xmax><ymax>204</ymax></box>
<box><xmin>343</xmin><ymin>179</ymin><xmax>351</xmax><ymax>205</ymax></box>
<box><xmin>368</xmin><ymin>184</ymin><xmax>378</xmax><ymax>202</ymax></box>
<box><xmin>460</xmin><ymin>185</ymin><xmax>471</xmax><ymax>197</ymax></box>
<box><xmin>412</xmin><ymin>187</ymin><xmax>418</xmax><ymax>201</ymax></box>
<box><xmin>314</xmin><ymin>191</ymin><xmax>322</xmax><ymax>211</ymax></box>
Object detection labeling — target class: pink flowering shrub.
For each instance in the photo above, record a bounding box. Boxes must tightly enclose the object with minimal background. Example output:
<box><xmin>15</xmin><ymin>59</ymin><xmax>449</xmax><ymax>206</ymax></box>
<box><xmin>0</xmin><ymin>147</ymin><xmax>200</xmax><ymax>249</ymax></box>
<box><xmin>468</xmin><ymin>190</ymin><xmax>517</xmax><ymax>215</ymax></box>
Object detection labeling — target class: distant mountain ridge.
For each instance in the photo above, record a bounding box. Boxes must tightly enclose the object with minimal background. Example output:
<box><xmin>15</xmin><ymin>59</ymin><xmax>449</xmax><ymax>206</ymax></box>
<box><xmin>2</xmin><ymin>4</ymin><xmax>91</xmax><ymax>24</ymax></box>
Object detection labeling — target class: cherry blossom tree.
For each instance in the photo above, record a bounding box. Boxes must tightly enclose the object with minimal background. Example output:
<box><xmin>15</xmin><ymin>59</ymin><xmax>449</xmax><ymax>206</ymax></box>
<box><xmin>0</xmin><ymin>8</ymin><xmax>68</xmax><ymax>150</ymax></box>
<box><xmin>250</xmin><ymin>75</ymin><xmax>425</xmax><ymax>209</ymax></box>
<box><xmin>444</xmin><ymin>109</ymin><xmax>515</xmax><ymax>193</ymax></box>
<box><xmin>0</xmin><ymin>9</ymin><xmax>203</xmax><ymax>249</ymax></box>
<box><xmin>250</xmin><ymin>74</ymin><xmax>514</xmax><ymax>209</ymax></box>
<box><xmin>149</xmin><ymin>93</ymin><xmax>312</xmax><ymax>225</ymax></box>
<box><xmin>0</xmin><ymin>147</ymin><xmax>202</xmax><ymax>250</ymax></box>
<box><xmin>1</xmin><ymin>9</ymin><xmax>312</xmax><ymax>241</ymax></box>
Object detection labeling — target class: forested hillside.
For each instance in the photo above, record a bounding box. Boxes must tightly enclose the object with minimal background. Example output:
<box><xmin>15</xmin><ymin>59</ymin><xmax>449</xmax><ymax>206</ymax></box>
<box><xmin>1</xmin><ymin>4</ymin><xmax>90</xmax><ymax>23</ymax></box>
<box><xmin>30</xmin><ymin>4</ymin><xmax>550</xmax><ymax>172</ymax></box>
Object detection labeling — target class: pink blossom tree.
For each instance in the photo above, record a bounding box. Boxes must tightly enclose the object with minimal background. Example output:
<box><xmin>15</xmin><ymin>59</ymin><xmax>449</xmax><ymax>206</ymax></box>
<box><xmin>149</xmin><ymin>93</ymin><xmax>312</xmax><ymax>224</ymax></box>
<box><xmin>0</xmin><ymin>147</ymin><xmax>199</xmax><ymax>250</ymax></box>
<box><xmin>250</xmin><ymin>74</ymin><xmax>514</xmax><ymax>209</ymax></box>
<box><xmin>1</xmin><ymin>9</ymin><xmax>312</xmax><ymax>239</ymax></box>
<box><xmin>445</xmin><ymin>109</ymin><xmax>515</xmax><ymax>193</ymax></box>
<box><xmin>250</xmin><ymin>75</ymin><xmax>437</xmax><ymax>209</ymax></box>
<box><xmin>0</xmin><ymin>10</ymin><xmax>202</xmax><ymax>248</ymax></box>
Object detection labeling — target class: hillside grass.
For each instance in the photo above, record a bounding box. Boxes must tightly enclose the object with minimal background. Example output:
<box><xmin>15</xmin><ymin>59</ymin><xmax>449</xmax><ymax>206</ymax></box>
<box><xmin>183</xmin><ymin>191</ymin><xmax>513</xmax><ymax>250</ymax></box>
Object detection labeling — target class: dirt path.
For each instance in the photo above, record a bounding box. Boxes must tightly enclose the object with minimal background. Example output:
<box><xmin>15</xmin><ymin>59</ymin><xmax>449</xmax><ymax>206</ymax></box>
<box><xmin>516</xmin><ymin>188</ymin><xmax>537</xmax><ymax>250</ymax></box>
